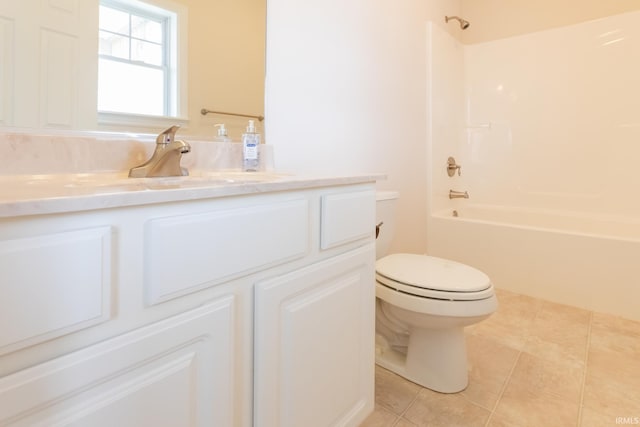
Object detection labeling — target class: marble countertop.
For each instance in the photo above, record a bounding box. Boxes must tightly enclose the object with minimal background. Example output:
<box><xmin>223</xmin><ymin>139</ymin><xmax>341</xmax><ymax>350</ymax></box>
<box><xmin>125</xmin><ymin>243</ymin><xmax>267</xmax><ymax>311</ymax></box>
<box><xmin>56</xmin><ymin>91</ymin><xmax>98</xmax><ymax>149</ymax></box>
<box><xmin>0</xmin><ymin>130</ymin><xmax>382</xmax><ymax>218</ymax></box>
<box><xmin>0</xmin><ymin>171</ymin><xmax>383</xmax><ymax>218</ymax></box>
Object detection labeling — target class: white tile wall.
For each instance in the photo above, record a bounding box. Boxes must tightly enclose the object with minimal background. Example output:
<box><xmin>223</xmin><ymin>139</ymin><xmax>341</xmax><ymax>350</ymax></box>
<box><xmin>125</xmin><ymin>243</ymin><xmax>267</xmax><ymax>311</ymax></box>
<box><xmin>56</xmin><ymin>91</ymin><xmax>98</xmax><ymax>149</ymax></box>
<box><xmin>460</xmin><ymin>11</ymin><xmax>640</xmax><ymax>217</ymax></box>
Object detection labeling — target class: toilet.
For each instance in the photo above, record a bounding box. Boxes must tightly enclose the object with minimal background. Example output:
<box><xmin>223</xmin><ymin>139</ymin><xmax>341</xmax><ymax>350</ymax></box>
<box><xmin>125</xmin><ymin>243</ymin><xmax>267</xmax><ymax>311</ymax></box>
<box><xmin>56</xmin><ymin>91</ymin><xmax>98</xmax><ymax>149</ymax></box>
<box><xmin>375</xmin><ymin>191</ymin><xmax>497</xmax><ymax>393</ymax></box>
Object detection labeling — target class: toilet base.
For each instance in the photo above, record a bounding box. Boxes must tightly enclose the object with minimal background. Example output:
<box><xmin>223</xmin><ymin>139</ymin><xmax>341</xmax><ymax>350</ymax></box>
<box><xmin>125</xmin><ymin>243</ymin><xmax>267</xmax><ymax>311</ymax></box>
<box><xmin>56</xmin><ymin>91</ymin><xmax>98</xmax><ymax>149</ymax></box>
<box><xmin>375</xmin><ymin>326</ymin><xmax>468</xmax><ymax>393</ymax></box>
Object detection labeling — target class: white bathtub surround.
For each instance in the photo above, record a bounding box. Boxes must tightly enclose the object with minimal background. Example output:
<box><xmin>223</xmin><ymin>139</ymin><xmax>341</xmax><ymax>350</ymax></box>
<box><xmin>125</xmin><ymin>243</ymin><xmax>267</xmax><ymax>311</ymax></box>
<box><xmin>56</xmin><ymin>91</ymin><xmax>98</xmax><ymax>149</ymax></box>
<box><xmin>437</xmin><ymin>205</ymin><xmax>640</xmax><ymax>240</ymax></box>
<box><xmin>427</xmin><ymin>12</ymin><xmax>640</xmax><ymax>321</ymax></box>
<box><xmin>462</xmin><ymin>11</ymin><xmax>640</xmax><ymax>218</ymax></box>
<box><xmin>429</xmin><ymin>207</ymin><xmax>640</xmax><ymax>322</ymax></box>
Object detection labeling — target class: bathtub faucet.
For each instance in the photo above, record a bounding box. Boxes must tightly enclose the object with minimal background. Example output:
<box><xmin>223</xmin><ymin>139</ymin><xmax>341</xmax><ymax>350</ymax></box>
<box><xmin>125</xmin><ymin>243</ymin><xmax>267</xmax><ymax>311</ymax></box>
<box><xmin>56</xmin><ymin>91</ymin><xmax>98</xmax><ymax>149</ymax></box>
<box><xmin>449</xmin><ymin>190</ymin><xmax>469</xmax><ymax>199</ymax></box>
<box><xmin>129</xmin><ymin>125</ymin><xmax>191</xmax><ymax>178</ymax></box>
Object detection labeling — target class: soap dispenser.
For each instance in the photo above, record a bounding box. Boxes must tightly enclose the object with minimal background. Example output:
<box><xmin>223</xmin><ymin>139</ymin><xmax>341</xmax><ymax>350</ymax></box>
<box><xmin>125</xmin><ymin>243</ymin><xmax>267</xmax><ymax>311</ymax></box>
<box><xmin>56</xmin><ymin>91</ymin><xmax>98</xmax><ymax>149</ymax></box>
<box><xmin>242</xmin><ymin>120</ymin><xmax>260</xmax><ymax>171</ymax></box>
<box><xmin>214</xmin><ymin>124</ymin><xmax>232</xmax><ymax>142</ymax></box>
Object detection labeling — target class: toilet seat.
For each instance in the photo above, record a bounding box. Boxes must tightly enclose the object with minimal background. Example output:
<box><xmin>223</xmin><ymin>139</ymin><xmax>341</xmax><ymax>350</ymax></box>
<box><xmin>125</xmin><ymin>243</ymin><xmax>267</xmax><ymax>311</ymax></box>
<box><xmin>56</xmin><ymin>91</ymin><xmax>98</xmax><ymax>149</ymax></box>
<box><xmin>376</xmin><ymin>254</ymin><xmax>493</xmax><ymax>302</ymax></box>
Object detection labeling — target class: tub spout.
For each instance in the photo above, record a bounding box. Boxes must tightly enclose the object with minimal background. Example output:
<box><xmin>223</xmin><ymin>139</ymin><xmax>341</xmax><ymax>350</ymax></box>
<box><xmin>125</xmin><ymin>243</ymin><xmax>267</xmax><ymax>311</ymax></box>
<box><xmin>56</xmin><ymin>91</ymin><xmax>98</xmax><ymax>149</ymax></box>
<box><xmin>449</xmin><ymin>190</ymin><xmax>469</xmax><ymax>199</ymax></box>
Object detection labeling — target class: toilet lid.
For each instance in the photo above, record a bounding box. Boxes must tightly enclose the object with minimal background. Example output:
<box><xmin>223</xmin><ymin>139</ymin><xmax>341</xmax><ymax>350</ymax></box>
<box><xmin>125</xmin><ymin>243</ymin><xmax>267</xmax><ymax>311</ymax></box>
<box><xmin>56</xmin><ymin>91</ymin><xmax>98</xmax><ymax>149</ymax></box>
<box><xmin>376</xmin><ymin>254</ymin><xmax>491</xmax><ymax>293</ymax></box>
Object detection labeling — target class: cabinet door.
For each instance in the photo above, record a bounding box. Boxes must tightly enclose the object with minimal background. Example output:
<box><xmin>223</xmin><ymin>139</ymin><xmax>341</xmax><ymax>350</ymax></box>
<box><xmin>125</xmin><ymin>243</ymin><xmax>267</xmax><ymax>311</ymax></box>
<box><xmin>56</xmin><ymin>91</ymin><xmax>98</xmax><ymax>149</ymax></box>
<box><xmin>0</xmin><ymin>0</ymin><xmax>97</xmax><ymax>128</ymax></box>
<box><xmin>254</xmin><ymin>244</ymin><xmax>375</xmax><ymax>427</ymax></box>
<box><xmin>0</xmin><ymin>296</ymin><xmax>237</xmax><ymax>427</ymax></box>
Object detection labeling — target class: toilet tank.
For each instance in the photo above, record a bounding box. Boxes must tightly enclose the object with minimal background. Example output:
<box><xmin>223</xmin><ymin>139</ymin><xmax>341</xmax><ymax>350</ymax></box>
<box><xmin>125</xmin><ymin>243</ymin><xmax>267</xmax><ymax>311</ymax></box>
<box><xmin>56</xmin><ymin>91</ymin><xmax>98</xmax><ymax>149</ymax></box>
<box><xmin>376</xmin><ymin>191</ymin><xmax>399</xmax><ymax>259</ymax></box>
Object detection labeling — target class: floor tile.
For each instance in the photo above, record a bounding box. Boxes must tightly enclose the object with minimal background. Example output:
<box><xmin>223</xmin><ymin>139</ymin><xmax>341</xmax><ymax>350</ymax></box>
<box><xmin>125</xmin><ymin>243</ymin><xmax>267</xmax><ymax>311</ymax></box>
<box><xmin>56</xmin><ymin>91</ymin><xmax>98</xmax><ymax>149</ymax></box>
<box><xmin>589</xmin><ymin>312</ymin><xmax>640</xmax><ymax>357</ymax></box>
<box><xmin>403</xmin><ymin>388</ymin><xmax>490</xmax><ymax>427</ymax></box>
<box><xmin>470</xmin><ymin>311</ymin><xmax>531</xmax><ymax>351</ymax></box>
<box><xmin>580</xmin><ymin>406</ymin><xmax>626</xmax><ymax>427</ymax></box>
<box><xmin>363</xmin><ymin>290</ymin><xmax>640</xmax><ymax>427</ymax></box>
<box><xmin>359</xmin><ymin>405</ymin><xmax>399</xmax><ymax>427</ymax></box>
<box><xmin>538</xmin><ymin>300</ymin><xmax>591</xmax><ymax>326</ymax></box>
<box><xmin>582</xmin><ymin>348</ymin><xmax>640</xmax><ymax>416</ymax></box>
<box><xmin>522</xmin><ymin>333</ymin><xmax>586</xmax><ymax>368</ymax></box>
<box><xmin>508</xmin><ymin>351</ymin><xmax>584</xmax><ymax>403</ymax></box>
<box><xmin>463</xmin><ymin>333</ymin><xmax>519</xmax><ymax>410</ymax></box>
<box><xmin>486</xmin><ymin>413</ymin><xmax>527</xmax><ymax>427</ymax></box>
<box><xmin>492</xmin><ymin>379</ymin><xmax>580</xmax><ymax>427</ymax></box>
<box><xmin>394</xmin><ymin>418</ymin><xmax>418</xmax><ymax>427</ymax></box>
<box><xmin>524</xmin><ymin>301</ymin><xmax>590</xmax><ymax>363</ymax></box>
<box><xmin>470</xmin><ymin>290</ymin><xmax>542</xmax><ymax>351</ymax></box>
<box><xmin>374</xmin><ymin>366</ymin><xmax>421</xmax><ymax>416</ymax></box>
<box><xmin>493</xmin><ymin>289</ymin><xmax>544</xmax><ymax>318</ymax></box>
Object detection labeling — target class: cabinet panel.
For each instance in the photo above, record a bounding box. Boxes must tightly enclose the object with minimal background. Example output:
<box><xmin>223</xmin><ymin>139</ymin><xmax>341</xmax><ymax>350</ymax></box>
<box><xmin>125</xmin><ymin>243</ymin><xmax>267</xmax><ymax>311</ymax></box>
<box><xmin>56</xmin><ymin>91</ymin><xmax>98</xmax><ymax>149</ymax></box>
<box><xmin>0</xmin><ymin>226</ymin><xmax>112</xmax><ymax>355</ymax></box>
<box><xmin>254</xmin><ymin>244</ymin><xmax>375</xmax><ymax>427</ymax></box>
<box><xmin>145</xmin><ymin>198</ymin><xmax>309</xmax><ymax>304</ymax></box>
<box><xmin>47</xmin><ymin>0</ymin><xmax>77</xmax><ymax>14</ymax></box>
<box><xmin>0</xmin><ymin>297</ymin><xmax>236</xmax><ymax>427</ymax></box>
<box><xmin>320</xmin><ymin>190</ymin><xmax>375</xmax><ymax>250</ymax></box>
<box><xmin>0</xmin><ymin>0</ymin><xmax>97</xmax><ymax>128</ymax></box>
<box><xmin>39</xmin><ymin>29</ymin><xmax>76</xmax><ymax>127</ymax></box>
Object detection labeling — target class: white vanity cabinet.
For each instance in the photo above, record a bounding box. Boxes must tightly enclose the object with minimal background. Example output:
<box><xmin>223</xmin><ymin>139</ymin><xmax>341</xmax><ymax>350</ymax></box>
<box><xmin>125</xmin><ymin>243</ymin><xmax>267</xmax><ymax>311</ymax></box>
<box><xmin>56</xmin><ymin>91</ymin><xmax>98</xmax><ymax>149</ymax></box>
<box><xmin>254</xmin><ymin>189</ymin><xmax>376</xmax><ymax>427</ymax></box>
<box><xmin>0</xmin><ymin>181</ymin><xmax>376</xmax><ymax>427</ymax></box>
<box><xmin>0</xmin><ymin>297</ymin><xmax>237</xmax><ymax>427</ymax></box>
<box><xmin>254</xmin><ymin>245</ymin><xmax>375</xmax><ymax>427</ymax></box>
<box><xmin>0</xmin><ymin>207</ymin><xmax>248</xmax><ymax>427</ymax></box>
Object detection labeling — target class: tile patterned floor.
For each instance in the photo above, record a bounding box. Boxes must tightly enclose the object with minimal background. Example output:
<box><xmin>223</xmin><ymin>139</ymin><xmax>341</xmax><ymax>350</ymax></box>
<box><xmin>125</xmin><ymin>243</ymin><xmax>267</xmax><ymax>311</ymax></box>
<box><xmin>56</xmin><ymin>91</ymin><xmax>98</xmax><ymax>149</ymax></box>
<box><xmin>361</xmin><ymin>289</ymin><xmax>640</xmax><ymax>427</ymax></box>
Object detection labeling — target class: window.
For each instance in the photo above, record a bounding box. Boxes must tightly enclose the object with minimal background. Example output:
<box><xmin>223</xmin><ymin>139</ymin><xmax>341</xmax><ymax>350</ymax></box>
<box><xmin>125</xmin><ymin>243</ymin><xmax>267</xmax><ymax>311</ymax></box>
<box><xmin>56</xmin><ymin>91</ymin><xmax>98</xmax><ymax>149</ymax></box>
<box><xmin>98</xmin><ymin>0</ymin><xmax>184</xmax><ymax>119</ymax></box>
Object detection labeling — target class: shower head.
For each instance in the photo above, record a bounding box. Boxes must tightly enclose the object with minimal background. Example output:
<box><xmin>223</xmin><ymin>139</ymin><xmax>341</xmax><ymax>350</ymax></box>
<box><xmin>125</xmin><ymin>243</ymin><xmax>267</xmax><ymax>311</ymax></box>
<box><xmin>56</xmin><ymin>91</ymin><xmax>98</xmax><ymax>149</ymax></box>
<box><xmin>445</xmin><ymin>16</ymin><xmax>470</xmax><ymax>30</ymax></box>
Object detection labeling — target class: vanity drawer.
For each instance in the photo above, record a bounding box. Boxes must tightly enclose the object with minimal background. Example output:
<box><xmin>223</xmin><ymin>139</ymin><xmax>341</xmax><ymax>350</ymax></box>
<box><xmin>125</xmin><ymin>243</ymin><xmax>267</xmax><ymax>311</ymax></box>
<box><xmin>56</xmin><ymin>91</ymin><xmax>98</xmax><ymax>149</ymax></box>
<box><xmin>320</xmin><ymin>189</ymin><xmax>376</xmax><ymax>250</ymax></box>
<box><xmin>144</xmin><ymin>198</ymin><xmax>310</xmax><ymax>304</ymax></box>
<box><xmin>0</xmin><ymin>226</ymin><xmax>112</xmax><ymax>355</ymax></box>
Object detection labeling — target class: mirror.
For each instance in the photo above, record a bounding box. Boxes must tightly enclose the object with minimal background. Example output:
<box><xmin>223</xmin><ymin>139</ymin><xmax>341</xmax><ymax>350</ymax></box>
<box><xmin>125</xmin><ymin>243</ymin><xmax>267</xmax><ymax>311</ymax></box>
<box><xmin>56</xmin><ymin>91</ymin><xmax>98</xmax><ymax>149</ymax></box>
<box><xmin>0</xmin><ymin>0</ymin><xmax>265</xmax><ymax>138</ymax></box>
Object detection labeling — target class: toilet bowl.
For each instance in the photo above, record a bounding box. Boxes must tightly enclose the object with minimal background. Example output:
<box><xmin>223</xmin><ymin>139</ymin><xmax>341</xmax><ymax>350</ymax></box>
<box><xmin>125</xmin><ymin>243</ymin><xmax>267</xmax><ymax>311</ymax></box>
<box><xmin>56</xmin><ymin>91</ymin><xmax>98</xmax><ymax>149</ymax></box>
<box><xmin>375</xmin><ymin>192</ymin><xmax>497</xmax><ymax>393</ymax></box>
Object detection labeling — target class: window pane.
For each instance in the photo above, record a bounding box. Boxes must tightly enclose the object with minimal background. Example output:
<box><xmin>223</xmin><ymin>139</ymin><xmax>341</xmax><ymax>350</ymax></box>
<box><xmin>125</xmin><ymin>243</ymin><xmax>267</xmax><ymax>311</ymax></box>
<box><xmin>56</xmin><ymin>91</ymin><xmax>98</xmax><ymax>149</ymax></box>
<box><xmin>131</xmin><ymin>39</ymin><xmax>162</xmax><ymax>66</ymax></box>
<box><xmin>98</xmin><ymin>0</ymin><xmax>178</xmax><ymax>118</ymax></box>
<box><xmin>99</xmin><ymin>5</ymin><xmax>130</xmax><ymax>36</ymax></box>
<box><xmin>99</xmin><ymin>30</ymin><xmax>130</xmax><ymax>59</ymax></box>
<box><xmin>131</xmin><ymin>15</ymin><xmax>163</xmax><ymax>43</ymax></box>
<box><xmin>98</xmin><ymin>59</ymin><xmax>165</xmax><ymax>116</ymax></box>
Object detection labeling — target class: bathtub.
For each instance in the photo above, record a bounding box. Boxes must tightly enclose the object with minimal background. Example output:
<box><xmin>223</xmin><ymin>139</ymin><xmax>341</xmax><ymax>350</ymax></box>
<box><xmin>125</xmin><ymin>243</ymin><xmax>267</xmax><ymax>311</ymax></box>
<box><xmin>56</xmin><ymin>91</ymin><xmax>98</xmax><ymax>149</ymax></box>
<box><xmin>427</xmin><ymin>205</ymin><xmax>640</xmax><ymax>321</ymax></box>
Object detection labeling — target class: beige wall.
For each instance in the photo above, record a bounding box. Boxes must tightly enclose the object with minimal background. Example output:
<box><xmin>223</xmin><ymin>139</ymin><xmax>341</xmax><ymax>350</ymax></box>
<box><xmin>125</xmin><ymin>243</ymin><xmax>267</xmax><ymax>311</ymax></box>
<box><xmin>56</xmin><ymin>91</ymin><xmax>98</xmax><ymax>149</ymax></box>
<box><xmin>461</xmin><ymin>0</ymin><xmax>640</xmax><ymax>44</ymax></box>
<box><xmin>184</xmin><ymin>0</ymin><xmax>266</xmax><ymax>139</ymax></box>
<box><xmin>431</xmin><ymin>0</ymin><xmax>464</xmax><ymax>40</ymax></box>
<box><xmin>265</xmin><ymin>0</ymin><xmax>462</xmax><ymax>255</ymax></box>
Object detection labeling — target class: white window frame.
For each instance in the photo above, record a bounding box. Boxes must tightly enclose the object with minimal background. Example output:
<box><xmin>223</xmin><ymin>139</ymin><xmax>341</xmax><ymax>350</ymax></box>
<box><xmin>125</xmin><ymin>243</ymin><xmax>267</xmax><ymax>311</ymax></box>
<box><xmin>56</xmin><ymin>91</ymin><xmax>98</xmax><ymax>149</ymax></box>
<box><xmin>97</xmin><ymin>0</ymin><xmax>188</xmax><ymax>129</ymax></box>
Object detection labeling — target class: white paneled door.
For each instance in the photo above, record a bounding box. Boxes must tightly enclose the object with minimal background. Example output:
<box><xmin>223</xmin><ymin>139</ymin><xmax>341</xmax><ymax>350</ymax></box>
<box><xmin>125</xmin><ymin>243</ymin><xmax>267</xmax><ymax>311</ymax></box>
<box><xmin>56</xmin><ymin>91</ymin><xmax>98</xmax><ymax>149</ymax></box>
<box><xmin>254</xmin><ymin>244</ymin><xmax>375</xmax><ymax>427</ymax></box>
<box><xmin>0</xmin><ymin>0</ymin><xmax>98</xmax><ymax>128</ymax></box>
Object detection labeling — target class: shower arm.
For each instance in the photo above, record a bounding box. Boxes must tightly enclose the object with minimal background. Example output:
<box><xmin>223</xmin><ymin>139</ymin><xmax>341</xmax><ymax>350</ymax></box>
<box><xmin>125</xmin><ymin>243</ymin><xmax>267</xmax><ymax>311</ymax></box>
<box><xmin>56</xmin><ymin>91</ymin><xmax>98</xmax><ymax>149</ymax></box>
<box><xmin>445</xmin><ymin>15</ymin><xmax>470</xmax><ymax>30</ymax></box>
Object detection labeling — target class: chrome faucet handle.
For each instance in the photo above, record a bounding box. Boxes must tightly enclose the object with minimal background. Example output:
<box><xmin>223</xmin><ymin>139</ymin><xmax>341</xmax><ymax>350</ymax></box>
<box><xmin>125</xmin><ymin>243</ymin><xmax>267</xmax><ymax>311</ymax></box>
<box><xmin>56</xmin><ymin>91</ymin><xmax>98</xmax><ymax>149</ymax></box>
<box><xmin>156</xmin><ymin>125</ymin><xmax>181</xmax><ymax>144</ymax></box>
<box><xmin>129</xmin><ymin>125</ymin><xmax>190</xmax><ymax>178</ymax></box>
<box><xmin>447</xmin><ymin>157</ymin><xmax>462</xmax><ymax>177</ymax></box>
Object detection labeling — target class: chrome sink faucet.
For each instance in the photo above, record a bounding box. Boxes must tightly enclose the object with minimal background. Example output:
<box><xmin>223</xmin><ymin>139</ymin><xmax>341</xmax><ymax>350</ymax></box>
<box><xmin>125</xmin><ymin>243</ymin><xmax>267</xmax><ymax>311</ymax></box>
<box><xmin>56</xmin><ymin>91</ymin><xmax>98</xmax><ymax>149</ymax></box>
<box><xmin>129</xmin><ymin>125</ymin><xmax>191</xmax><ymax>178</ymax></box>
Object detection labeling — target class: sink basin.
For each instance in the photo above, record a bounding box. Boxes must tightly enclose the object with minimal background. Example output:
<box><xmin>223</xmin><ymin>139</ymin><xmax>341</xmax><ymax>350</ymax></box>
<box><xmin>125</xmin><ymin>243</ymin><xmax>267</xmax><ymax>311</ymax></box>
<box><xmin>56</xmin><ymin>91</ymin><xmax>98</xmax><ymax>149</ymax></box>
<box><xmin>2</xmin><ymin>171</ymin><xmax>289</xmax><ymax>200</ymax></box>
<box><xmin>62</xmin><ymin>171</ymin><xmax>287</xmax><ymax>189</ymax></box>
<box><xmin>181</xmin><ymin>171</ymin><xmax>286</xmax><ymax>183</ymax></box>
